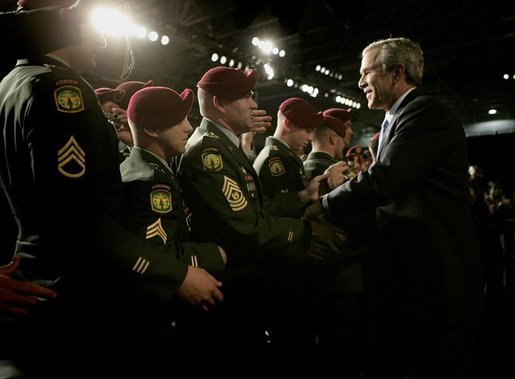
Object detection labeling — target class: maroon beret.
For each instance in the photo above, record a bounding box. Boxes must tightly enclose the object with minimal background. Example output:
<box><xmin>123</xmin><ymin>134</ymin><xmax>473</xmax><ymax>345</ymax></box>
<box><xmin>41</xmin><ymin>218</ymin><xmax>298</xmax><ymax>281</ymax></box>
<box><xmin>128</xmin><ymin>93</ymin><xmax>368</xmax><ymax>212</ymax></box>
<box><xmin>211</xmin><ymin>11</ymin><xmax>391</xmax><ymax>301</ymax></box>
<box><xmin>113</xmin><ymin>80</ymin><xmax>153</xmax><ymax>110</ymax></box>
<box><xmin>322</xmin><ymin>115</ymin><xmax>347</xmax><ymax>137</ymax></box>
<box><xmin>17</xmin><ymin>0</ymin><xmax>76</xmax><ymax>9</ymax></box>
<box><xmin>346</xmin><ymin>145</ymin><xmax>363</xmax><ymax>160</ymax></box>
<box><xmin>94</xmin><ymin>87</ymin><xmax>120</xmax><ymax>105</ymax></box>
<box><xmin>323</xmin><ymin>108</ymin><xmax>352</xmax><ymax>124</ymax></box>
<box><xmin>279</xmin><ymin>97</ymin><xmax>323</xmax><ymax>130</ymax></box>
<box><xmin>127</xmin><ymin>87</ymin><xmax>194</xmax><ymax>130</ymax></box>
<box><xmin>197</xmin><ymin>66</ymin><xmax>258</xmax><ymax>100</ymax></box>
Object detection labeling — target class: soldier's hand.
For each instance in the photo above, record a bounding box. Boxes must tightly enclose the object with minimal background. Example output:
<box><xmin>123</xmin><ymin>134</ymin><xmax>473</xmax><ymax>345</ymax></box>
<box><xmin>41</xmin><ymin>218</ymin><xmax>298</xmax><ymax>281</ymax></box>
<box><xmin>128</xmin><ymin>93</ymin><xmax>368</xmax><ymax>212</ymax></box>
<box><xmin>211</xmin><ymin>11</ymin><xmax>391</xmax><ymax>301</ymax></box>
<box><xmin>299</xmin><ymin>173</ymin><xmax>327</xmax><ymax>203</ymax></box>
<box><xmin>303</xmin><ymin>198</ymin><xmax>324</xmax><ymax>220</ymax></box>
<box><xmin>310</xmin><ymin>218</ymin><xmax>349</xmax><ymax>254</ymax></box>
<box><xmin>250</xmin><ymin>109</ymin><xmax>272</xmax><ymax>133</ymax></box>
<box><xmin>0</xmin><ymin>257</ymin><xmax>57</xmax><ymax>322</ymax></box>
<box><xmin>323</xmin><ymin>161</ymin><xmax>349</xmax><ymax>191</ymax></box>
<box><xmin>178</xmin><ymin>266</ymin><xmax>223</xmax><ymax>312</ymax></box>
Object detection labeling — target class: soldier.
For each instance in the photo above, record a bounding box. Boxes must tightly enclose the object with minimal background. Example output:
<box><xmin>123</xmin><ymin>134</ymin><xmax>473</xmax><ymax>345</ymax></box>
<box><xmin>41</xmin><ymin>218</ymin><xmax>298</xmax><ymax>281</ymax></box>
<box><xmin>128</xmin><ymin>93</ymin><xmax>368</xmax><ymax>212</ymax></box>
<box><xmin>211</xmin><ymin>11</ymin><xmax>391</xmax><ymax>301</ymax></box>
<box><xmin>177</xmin><ymin>65</ymin><xmax>348</xmax><ymax>375</ymax></box>
<box><xmin>303</xmin><ymin>112</ymin><xmax>348</xmax><ymax>180</ymax></box>
<box><xmin>122</xmin><ymin>86</ymin><xmax>226</xmax><ymax>271</ymax></box>
<box><xmin>121</xmin><ymin>86</ymin><xmax>227</xmax><ymax>376</ymax></box>
<box><xmin>0</xmin><ymin>1</ymin><xmax>222</xmax><ymax>377</ymax></box>
<box><xmin>253</xmin><ymin>97</ymin><xmax>324</xmax><ymax>218</ymax></box>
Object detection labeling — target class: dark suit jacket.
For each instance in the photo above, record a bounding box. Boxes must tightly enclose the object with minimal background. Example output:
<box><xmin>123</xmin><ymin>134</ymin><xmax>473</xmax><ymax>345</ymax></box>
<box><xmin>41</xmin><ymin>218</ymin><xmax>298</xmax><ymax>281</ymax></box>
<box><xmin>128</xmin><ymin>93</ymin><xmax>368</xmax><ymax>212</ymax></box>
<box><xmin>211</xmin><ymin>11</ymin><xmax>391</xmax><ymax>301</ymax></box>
<box><xmin>325</xmin><ymin>90</ymin><xmax>484</xmax><ymax>322</ymax></box>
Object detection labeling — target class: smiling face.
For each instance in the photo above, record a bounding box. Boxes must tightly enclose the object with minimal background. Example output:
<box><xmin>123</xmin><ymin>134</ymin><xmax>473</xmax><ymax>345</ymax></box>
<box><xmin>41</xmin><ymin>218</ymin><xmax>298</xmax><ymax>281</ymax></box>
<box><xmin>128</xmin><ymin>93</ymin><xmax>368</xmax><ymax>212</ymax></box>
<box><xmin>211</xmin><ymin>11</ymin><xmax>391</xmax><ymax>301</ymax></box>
<box><xmin>358</xmin><ymin>48</ymin><xmax>397</xmax><ymax>112</ymax></box>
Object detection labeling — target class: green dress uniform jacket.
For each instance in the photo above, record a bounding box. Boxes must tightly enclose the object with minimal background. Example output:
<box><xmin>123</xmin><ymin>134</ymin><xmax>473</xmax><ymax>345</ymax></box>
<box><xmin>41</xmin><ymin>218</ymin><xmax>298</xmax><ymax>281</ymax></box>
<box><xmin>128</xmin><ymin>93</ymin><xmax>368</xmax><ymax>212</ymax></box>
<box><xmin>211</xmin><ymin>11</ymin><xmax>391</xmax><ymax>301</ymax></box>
<box><xmin>303</xmin><ymin>151</ymin><xmax>339</xmax><ymax>181</ymax></box>
<box><xmin>253</xmin><ymin>136</ymin><xmax>309</xmax><ymax>218</ymax></box>
<box><xmin>178</xmin><ymin>119</ymin><xmax>311</xmax><ymax>267</ymax></box>
<box><xmin>0</xmin><ymin>57</ymin><xmax>193</xmax><ymax>377</ymax></box>
<box><xmin>120</xmin><ymin>147</ymin><xmax>225</xmax><ymax>272</ymax></box>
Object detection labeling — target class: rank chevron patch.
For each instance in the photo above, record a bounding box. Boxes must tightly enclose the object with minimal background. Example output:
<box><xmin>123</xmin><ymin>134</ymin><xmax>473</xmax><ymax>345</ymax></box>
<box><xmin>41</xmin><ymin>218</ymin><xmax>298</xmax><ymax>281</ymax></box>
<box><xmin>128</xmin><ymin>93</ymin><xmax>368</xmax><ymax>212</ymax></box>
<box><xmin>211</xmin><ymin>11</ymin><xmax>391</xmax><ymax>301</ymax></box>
<box><xmin>222</xmin><ymin>175</ymin><xmax>247</xmax><ymax>212</ymax></box>
<box><xmin>146</xmin><ymin>218</ymin><xmax>168</xmax><ymax>244</ymax></box>
<box><xmin>57</xmin><ymin>135</ymin><xmax>85</xmax><ymax>178</ymax></box>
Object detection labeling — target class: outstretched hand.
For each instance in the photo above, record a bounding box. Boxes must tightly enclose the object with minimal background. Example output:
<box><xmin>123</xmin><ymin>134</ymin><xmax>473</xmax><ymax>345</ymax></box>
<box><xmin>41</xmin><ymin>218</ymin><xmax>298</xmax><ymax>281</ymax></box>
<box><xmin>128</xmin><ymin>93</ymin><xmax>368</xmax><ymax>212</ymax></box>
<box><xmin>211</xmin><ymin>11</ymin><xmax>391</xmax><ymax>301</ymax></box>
<box><xmin>305</xmin><ymin>219</ymin><xmax>348</xmax><ymax>264</ymax></box>
<box><xmin>299</xmin><ymin>173</ymin><xmax>327</xmax><ymax>203</ymax></box>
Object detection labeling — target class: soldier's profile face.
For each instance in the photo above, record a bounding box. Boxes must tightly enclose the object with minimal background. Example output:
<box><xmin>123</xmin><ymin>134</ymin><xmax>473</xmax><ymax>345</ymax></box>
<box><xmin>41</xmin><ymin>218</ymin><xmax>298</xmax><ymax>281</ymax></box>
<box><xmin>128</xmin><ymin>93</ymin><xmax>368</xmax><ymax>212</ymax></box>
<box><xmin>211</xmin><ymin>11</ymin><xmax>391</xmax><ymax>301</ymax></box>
<box><xmin>67</xmin><ymin>24</ymin><xmax>107</xmax><ymax>74</ymax></box>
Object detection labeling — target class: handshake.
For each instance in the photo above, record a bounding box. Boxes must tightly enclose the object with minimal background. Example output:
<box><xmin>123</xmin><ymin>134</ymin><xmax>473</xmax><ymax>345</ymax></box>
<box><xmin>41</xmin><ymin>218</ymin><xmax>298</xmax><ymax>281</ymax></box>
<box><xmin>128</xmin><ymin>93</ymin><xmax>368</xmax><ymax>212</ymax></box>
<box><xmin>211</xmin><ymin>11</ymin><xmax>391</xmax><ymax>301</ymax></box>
<box><xmin>306</xmin><ymin>218</ymin><xmax>349</xmax><ymax>265</ymax></box>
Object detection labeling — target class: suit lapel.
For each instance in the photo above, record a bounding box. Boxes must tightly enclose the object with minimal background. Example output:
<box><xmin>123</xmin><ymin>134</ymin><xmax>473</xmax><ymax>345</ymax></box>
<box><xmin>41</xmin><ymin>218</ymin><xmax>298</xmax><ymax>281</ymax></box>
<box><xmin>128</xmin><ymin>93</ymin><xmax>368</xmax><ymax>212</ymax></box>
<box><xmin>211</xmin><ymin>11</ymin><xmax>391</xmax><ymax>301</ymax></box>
<box><xmin>379</xmin><ymin>89</ymin><xmax>419</xmax><ymax>160</ymax></box>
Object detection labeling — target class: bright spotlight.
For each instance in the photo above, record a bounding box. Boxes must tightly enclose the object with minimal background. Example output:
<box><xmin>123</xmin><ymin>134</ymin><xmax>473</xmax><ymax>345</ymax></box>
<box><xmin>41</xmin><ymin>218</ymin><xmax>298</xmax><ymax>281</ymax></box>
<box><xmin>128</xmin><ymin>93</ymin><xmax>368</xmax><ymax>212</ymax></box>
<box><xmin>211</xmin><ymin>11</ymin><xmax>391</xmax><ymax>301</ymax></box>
<box><xmin>161</xmin><ymin>35</ymin><xmax>170</xmax><ymax>45</ymax></box>
<box><xmin>279</xmin><ymin>50</ymin><xmax>285</xmax><ymax>57</ymax></box>
<box><xmin>148</xmin><ymin>31</ymin><xmax>159</xmax><ymax>42</ymax></box>
<box><xmin>92</xmin><ymin>8</ymin><xmax>132</xmax><ymax>36</ymax></box>
<box><xmin>252</xmin><ymin>37</ymin><xmax>260</xmax><ymax>46</ymax></box>
<box><xmin>132</xmin><ymin>25</ymin><xmax>147</xmax><ymax>39</ymax></box>
<box><xmin>220</xmin><ymin>56</ymin><xmax>227</xmax><ymax>64</ymax></box>
<box><xmin>211</xmin><ymin>53</ymin><xmax>219</xmax><ymax>62</ymax></box>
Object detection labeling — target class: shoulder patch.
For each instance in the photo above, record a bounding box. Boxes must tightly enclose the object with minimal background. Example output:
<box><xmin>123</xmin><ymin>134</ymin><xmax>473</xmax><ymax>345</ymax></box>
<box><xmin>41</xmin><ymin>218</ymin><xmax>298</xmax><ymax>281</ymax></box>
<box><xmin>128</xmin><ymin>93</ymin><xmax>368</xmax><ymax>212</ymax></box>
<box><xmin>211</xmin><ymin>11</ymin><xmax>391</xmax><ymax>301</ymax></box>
<box><xmin>146</xmin><ymin>218</ymin><xmax>168</xmax><ymax>244</ymax></box>
<box><xmin>54</xmin><ymin>85</ymin><xmax>84</xmax><ymax>113</ymax></box>
<box><xmin>57</xmin><ymin>135</ymin><xmax>85</xmax><ymax>178</ymax></box>
<box><xmin>268</xmin><ymin>157</ymin><xmax>285</xmax><ymax>176</ymax></box>
<box><xmin>150</xmin><ymin>189</ymin><xmax>172</xmax><ymax>213</ymax></box>
<box><xmin>202</xmin><ymin>152</ymin><xmax>223</xmax><ymax>171</ymax></box>
<box><xmin>270</xmin><ymin>145</ymin><xmax>279</xmax><ymax>151</ymax></box>
<box><xmin>222</xmin><ymin>175</ymin><xmax>247</xmax><ymax>212</ymax></box>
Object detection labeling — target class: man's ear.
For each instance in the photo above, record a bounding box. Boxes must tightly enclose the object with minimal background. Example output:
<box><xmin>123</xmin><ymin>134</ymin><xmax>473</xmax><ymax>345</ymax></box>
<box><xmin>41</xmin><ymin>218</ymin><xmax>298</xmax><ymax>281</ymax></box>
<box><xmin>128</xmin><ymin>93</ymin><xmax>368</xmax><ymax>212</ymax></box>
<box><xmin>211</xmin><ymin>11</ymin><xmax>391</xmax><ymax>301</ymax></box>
<box><xmin>213</xmin><ymin>96</ymin><xmax>225</xmax><ymax>112</ymax></box>
<box><xmin>329</xmin><ymin>132</ymin><xmax>337</xmax><ymax>146</ymax></box>
<box><xmin>283</xmin><ymin>117</ymin><xmax>292</xmax><ymax>131</ymax></box>
<box><xmin>143</xmin><ymin>128</ymin><xmax>159</xmax><ymax>137</ymax></box>
<box><xmin>393</xmin><ymin>64</ymin><xmax>405</xmax><ymax>83</ymax></box>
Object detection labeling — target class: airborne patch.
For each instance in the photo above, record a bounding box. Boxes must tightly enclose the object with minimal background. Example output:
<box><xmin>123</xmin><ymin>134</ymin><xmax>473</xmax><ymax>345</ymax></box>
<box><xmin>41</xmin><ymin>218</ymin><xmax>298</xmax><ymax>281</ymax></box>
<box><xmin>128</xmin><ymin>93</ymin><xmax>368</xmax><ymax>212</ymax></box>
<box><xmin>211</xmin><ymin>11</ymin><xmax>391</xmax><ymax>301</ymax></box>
<box><xmin>202</xmin><ymin>152</ymin><xmax>223</xmax><ymax>171</ymax></box>
<box><xmin>146</xmin><ymin>218</ymin><xmax>168</xmax><ymax>244</ymax></box>
<box><xmin>268</xmin><ymin>157</ymin><xmax>285</xmax><ymax>176</ymax></box>
<box><xmin>222</xmin><ymin>176</ymin><xmax>247</xmax><ymax>212</ymax></box>
<box><xmin>57</xmin><ymin>135</ymin><xmax>85</xmax><ymax>178</ymax></box>
<box><xmin>54</xmin><ymin>85</ymin><xmax>84</xmax><ymax>113</ymax></box>
<box><xmin>150</xmin><ymin>190</ymin><xmax>172</xmax><ymax>213</ymax></box>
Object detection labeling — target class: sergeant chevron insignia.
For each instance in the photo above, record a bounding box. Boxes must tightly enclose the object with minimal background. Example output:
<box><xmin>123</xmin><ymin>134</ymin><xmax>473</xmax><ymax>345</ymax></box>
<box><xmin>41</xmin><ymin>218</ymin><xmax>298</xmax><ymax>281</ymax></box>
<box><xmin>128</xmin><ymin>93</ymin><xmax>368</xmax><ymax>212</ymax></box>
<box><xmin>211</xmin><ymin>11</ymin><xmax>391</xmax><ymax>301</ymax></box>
<box><xmin>57</xmin><ymin>135</ymin><xmax>85</xmax><ymax>178</ymax></box>
<box><xmin>222</xmin><ymin>175</ymin><xmax>247</xmax><ymax>212</ymax></box>
<box><xmin>150</xmin><ymin>190</ymin><xmax>172</xmax><ymax>213</ymax></box>
<box><xmin>146</xmin><ymin>218</ymin><xmax>168</xmax><ymax>244</ymax></box>
<box><xmin>54</xmin><ymin>85</ymin><xmax>84</xmax><ymax>113</ymax></box>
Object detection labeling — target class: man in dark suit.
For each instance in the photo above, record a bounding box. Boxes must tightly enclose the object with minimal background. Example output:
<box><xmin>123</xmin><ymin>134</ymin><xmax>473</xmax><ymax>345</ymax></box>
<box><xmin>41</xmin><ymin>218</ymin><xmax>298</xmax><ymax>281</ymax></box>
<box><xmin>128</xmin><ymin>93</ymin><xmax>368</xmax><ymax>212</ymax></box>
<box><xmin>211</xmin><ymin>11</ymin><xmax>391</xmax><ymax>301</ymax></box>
<box><xmin>305</xmin><ymin>37</ymin><xmax>484</xmax><ymax>378</ymax></box>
